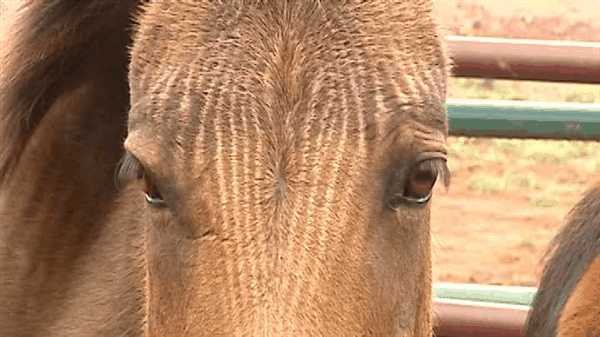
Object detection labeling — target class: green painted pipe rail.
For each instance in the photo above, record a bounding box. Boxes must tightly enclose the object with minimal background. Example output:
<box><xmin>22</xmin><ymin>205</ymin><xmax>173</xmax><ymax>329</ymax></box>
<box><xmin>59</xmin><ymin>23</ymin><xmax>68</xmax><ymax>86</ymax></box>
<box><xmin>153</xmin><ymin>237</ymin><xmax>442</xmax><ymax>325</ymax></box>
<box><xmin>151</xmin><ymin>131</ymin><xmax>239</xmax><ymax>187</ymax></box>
<box><xmin>434</xmin><ymin>282</ymin><xmax>537</xmax><ymax>308</ymax></box>
<box><xmin>445</xmin><ymin>99</ymin><xmax>600</xmax><ymax>140</ymax></box>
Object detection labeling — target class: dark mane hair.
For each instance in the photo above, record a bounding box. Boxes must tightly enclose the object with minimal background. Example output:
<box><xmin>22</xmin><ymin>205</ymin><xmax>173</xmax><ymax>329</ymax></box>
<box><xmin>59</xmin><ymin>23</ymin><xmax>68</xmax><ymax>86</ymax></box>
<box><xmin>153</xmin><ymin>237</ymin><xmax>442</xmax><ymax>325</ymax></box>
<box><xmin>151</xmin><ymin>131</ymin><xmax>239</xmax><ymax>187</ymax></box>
<box><xmin>0</xmin><ymin>0</ymin><xmax>140</xmax><ymax>183</ymax></box>
<box><xmin>524</xmin><ymin>180</ymin><xmax>600</xmax><ymax>336</ymax></box>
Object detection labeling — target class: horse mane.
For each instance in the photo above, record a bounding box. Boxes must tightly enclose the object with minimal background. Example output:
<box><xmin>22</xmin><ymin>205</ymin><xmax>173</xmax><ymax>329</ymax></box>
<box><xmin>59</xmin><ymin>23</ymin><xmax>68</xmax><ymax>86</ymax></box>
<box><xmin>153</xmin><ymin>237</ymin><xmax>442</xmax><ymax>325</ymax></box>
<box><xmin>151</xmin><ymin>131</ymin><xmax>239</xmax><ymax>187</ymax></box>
<box><xmin>1</xmin><ymin>3</ymin><xmax>150</xmax><ymax>334</ymax></box>
<box><xmin>524</xmin><ymin>179</ymin><xmax>600</xmax><ymax>336</ymax></box>
<box><xmin>0</xmin><ymin>0</ymin><xmax>141</xmax><ymax>183</ymax></box>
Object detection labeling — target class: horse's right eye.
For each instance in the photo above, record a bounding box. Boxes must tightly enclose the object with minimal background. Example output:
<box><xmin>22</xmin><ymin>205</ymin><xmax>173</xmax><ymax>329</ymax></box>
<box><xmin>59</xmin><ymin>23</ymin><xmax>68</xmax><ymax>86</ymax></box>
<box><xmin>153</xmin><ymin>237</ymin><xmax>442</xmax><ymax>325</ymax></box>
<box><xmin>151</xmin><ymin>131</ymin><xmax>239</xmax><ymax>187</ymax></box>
<box><xmin>116</xmin><ymin>153</ymin><xmax>145</xmax><ymax>187</ymax></box>
<box><xmin>144</xmin><ymin>180</ymin><xmax>166</xmax><ymax>206</ymax></box>
<box><xmin>117</xmin><ymin>153</ymin><xmax>167</xmax><ymax>207</ymax></box>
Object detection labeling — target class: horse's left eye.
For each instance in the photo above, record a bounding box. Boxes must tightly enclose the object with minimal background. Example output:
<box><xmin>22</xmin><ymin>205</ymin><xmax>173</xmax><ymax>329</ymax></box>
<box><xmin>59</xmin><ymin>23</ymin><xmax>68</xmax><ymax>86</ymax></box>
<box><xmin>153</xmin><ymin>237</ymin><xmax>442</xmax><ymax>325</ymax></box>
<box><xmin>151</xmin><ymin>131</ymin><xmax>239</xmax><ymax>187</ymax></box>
<box><xmin>401</xmin><ymin>160</ymin><xmax>439</xmax><ymax>204</ymax></box>
<box><xmin>387</xmin><ymin>158</ymin><xmax>448</xmax><ymax>209</ymax></box>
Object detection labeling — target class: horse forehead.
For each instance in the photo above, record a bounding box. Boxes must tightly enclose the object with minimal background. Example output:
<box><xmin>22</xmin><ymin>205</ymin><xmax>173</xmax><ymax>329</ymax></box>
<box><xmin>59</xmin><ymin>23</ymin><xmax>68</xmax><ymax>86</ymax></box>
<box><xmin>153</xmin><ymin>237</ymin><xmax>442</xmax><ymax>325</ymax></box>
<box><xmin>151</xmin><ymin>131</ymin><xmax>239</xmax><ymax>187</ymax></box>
<box><xmin>126</xmin><ymin>0</ymin><xmax>448</xmax><ymax>159</ymax></box>
<box><xmin>128</xmin><ymin>1</ymin><xmax>447</xmax><ymax>97</ymax></box>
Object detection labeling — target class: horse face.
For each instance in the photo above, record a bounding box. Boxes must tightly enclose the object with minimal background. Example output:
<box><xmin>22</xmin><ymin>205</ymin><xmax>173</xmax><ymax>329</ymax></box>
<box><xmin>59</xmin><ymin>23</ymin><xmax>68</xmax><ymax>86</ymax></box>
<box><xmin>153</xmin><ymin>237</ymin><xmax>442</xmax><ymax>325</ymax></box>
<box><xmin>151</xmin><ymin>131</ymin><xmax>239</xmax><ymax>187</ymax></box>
<box><xmin>121</xmin><ymin>1</ymin><xmax>450</xmax><ymax>335</ymax></box>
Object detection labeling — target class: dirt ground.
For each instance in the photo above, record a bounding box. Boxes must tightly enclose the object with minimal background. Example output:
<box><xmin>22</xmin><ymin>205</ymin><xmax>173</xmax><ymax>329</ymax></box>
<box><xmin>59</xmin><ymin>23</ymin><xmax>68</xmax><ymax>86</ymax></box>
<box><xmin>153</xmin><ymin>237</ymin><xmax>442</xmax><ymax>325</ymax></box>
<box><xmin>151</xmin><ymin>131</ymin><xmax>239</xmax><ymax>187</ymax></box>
<box><xmin>431</xmin><ymin>137</ymin><xmax>599</xmax><ymax>286</ymax></box>
<box><xmin>431</xmin><ymin>0</ymin><xmax>599</xmax><ymax>286</ymax></box>
<box><xmin>433</xmin><ymin>0</ymin><xmax>599</xmax><ymax>41</ymax></box>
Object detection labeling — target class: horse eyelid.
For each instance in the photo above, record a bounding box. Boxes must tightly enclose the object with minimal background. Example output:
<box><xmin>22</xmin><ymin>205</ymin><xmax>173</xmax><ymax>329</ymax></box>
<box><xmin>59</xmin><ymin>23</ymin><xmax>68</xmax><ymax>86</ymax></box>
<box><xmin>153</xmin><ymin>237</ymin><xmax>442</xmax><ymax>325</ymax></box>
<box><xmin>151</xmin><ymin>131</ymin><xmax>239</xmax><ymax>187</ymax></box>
<box><xmin>116</xmin><ymin>153</ymin><xmax>145</xmax><ymax>187</ymax></box>
<box><xmin>387</xmin><ymin>158</ymin><xmax>447</xmax><ymax>209</ymax></box>
<box><xmin>397</xmin><ymin>159</ymin><xmax>450</xmax><ymax>205</ymax></box>
<box><xmin>415</xmin><ymin>157</ymin><xmax>451</xmax><ymax>184</ymax></box>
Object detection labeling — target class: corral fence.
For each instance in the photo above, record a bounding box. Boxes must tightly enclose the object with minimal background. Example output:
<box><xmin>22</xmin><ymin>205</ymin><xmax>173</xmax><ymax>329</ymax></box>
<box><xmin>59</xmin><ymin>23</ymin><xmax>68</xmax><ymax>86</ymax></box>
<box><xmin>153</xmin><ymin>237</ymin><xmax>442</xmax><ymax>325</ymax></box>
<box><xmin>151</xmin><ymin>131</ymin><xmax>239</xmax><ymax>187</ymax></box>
<box><xmin>433</xmin><ymin>36</ymin><xmax>600</xmax><ymax>337</ymax></box>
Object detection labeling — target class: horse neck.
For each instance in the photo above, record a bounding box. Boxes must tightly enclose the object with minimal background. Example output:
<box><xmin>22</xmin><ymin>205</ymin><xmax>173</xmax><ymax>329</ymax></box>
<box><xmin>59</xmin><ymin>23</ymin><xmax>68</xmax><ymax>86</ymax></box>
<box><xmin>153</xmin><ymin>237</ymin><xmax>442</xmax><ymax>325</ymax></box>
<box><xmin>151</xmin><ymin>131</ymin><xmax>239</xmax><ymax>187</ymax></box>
<box><xmin>0</xmin><ymin>70</ymin><xmax>147</xmax><ymax>336</ymax></box>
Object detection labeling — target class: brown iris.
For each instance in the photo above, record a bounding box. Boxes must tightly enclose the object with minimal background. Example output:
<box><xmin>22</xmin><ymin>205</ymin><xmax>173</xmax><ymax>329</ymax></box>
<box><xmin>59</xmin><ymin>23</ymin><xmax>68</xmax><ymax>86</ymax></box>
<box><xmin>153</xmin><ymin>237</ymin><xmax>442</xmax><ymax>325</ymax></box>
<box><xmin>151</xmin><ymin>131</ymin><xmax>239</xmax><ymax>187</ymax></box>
<box><xmin>402</xmin><ymin>160</ymin><xmax>438</xmax><ymax>203</ymax></box>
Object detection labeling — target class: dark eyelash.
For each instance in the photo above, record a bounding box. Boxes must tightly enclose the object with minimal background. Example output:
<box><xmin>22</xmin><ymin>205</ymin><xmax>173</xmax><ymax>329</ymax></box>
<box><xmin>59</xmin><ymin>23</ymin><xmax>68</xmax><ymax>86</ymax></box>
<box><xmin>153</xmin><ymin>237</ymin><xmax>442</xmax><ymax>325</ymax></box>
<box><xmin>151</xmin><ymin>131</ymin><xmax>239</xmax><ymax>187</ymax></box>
<box><xmin>115</xmin><ymin>153</ymin><xmax>145</xmax><ymax>188</ymax></box>
<box><xmin>433</xmin><ymin>159</ymin><xmax>451</xmax><ymax>189</ymax></box>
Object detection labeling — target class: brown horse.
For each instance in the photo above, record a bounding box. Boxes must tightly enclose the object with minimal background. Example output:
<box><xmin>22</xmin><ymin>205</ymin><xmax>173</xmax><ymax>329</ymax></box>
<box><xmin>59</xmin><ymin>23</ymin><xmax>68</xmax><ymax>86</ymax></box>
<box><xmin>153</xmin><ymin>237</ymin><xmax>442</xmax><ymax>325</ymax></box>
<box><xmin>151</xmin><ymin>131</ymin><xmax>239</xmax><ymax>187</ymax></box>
<box><xmin>525</xmin><ymin>180</ymin><xmax>600</xmax><ymax>337</ymax></box>
<box><xmin>0</xmin><ymin>0</ymin><xmax>450</xmax><ymax>335</ymax></box>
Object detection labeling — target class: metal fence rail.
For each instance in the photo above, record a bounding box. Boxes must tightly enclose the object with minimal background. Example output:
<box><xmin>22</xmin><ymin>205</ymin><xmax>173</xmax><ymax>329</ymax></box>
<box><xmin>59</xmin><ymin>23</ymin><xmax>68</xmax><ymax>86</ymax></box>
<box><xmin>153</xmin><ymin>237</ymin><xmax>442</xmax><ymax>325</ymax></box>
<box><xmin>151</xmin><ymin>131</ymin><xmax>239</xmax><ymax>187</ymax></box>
<box><xmin>434</xmin><ymin>283</ymin><xmax>536</xmax><ymax>307</ymax></box>
<box><xmin>434</xmin><ymin>299</ymin><xmax>529</xmax><ymax>337</ymax></box>
<box><xmin>447</xmin><ymin>36</ymin><xmax>600</xmax><ymax>84</ymax></box>
<box><xmin>433</xmin><ymin>283</ymin><xmax>535</xmax><ymax>337</ymax></box>
<box><xmin>445</xmin><ymin>36</ymin><xmax>600</xmax><ymax>140</ymax></box>
<box><xmin>446</xmin><ymin>99</ymin><xmax>600</xmax><ymax>139</ymax></box>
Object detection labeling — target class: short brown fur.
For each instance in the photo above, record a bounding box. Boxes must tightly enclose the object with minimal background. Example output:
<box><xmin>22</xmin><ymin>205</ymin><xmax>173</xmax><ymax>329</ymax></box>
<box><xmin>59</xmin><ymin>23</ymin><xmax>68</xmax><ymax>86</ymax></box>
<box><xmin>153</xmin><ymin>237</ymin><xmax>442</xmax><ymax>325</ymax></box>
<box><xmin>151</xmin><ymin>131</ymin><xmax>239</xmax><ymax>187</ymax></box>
<box><xmin>1</xmin><ymin>1</ymin><xmax>450</xmax><ymax>336</ymax></box>
<box><xmin>525</xmin><ymin>180</ymin><xmax>600</xmax><ymax>337</ymax></box>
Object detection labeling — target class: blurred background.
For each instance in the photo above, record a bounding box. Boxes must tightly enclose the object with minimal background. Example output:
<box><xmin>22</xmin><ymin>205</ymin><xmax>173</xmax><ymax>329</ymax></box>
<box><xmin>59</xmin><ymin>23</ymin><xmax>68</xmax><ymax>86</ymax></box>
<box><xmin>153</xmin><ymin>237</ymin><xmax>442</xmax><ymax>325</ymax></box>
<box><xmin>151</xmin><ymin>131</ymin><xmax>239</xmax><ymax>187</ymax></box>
<box><xmin>431</xmin><ymin>0</ymin><xmax>599</xmax><ymax>286</ymax></box>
